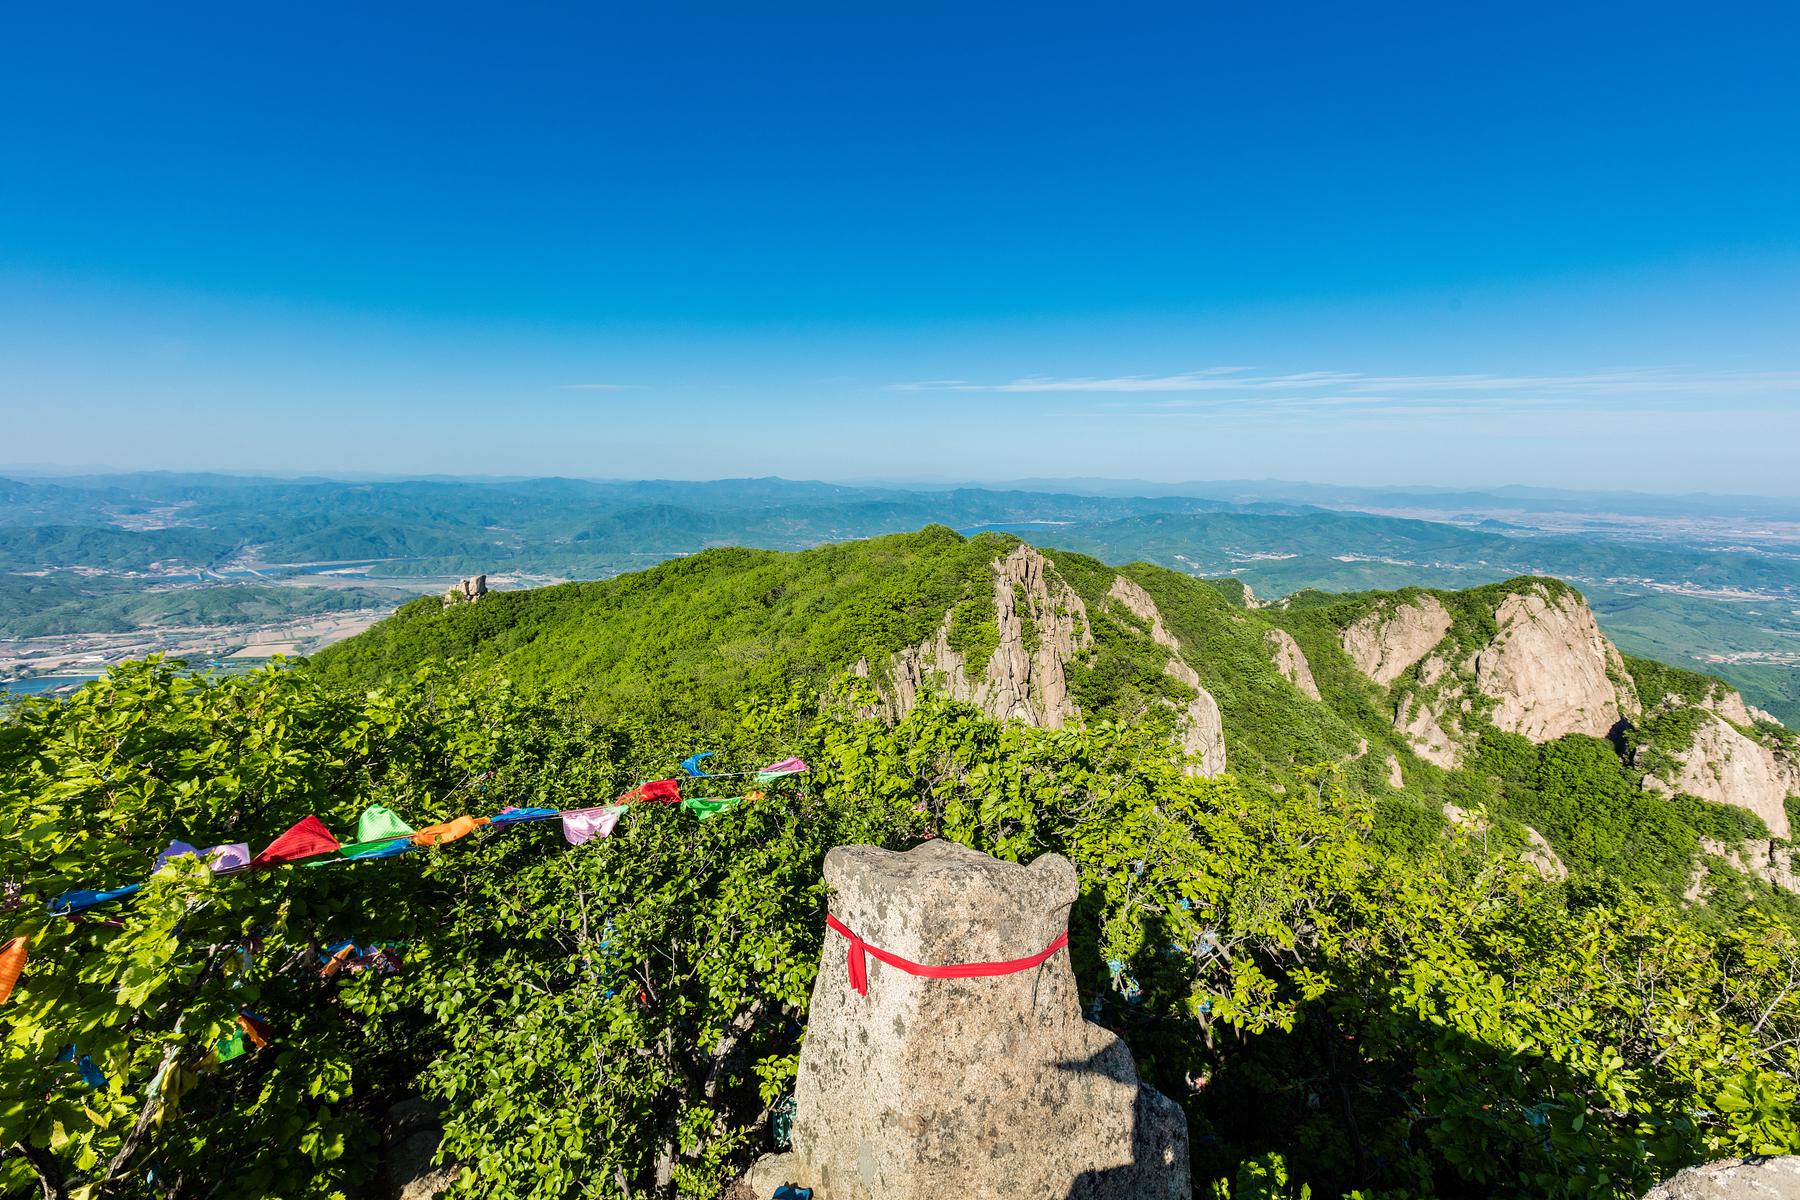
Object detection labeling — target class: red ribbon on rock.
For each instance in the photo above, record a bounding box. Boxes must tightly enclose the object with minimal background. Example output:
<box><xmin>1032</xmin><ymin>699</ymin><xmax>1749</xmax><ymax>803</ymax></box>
<box><xmin>825</xmin><ymin>914</ymin><xmax>1069</xmax><ymax>998</ymax></box>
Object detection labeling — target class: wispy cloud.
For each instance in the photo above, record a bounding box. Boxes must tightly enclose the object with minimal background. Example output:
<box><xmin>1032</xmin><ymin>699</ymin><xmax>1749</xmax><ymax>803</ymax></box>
<box><xmin>886</xmin><ymin>367</ymin><xmax>1800</xmax><ymax>415</ymax></box>
<box><xmin>557</xmin><ymin>382</ymin><xmax>642</xmax><ymax>392</ymax></box>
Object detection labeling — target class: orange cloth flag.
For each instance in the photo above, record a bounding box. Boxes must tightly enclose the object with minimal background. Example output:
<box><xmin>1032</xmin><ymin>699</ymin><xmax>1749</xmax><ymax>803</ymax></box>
<box><xmin>411</xmin><ymin>815</ymin><xmax>487</xmax><ymax>847</ymax></box>
<box><xmin>0</xmin><ymin>937</ymin><xmax>24</xmax><ymax>1005</ymax></box>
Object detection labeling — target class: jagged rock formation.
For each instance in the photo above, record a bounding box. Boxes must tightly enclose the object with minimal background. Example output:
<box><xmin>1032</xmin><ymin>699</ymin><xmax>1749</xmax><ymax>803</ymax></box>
<box><xmin>1397</xmin><ymin>691</ymin><xmax>1462</xmax><ymax>768</ymax></box>
<box><xmin>1474</xmin><ymin>584</ymin><xmax>1636</xmax><ymax>741</ymax></box>
<box><xmin>858</xmin><ymin>545</ymin><xmax>1090</xmax><ymax>729</ymax></box>
<box><xmin>1342</xmin><ymin>596</ymin><xmax>1453</xmax><ymax>686</ymax></box>
<box><xmin>1384</xmin><ymin>754</ymin><xmax>1404</xmax><ymax>790</ymax></box>
<box><xmin>1108</xmin><ymin>576</ymin><xmax>1227</xmax><ymax>777</ymax></box>
<box><xmin>1264</xmin><ymin>628</ymin><xmax>1321</xmax><ymax>701</ymax></box>
<box><xmin>1642</xmin><ymin>710</ymin><xmax>1799</xmax><ymax>840</ymax></box>
<box><xmin>1684</xmin><ymin>837</ymin><xmax>1800</xmax><ymax>899</ymax></box>
<box><xmin>853</xmin><ymin>550</ymin><xmax>1228</xmax><ymax>776</ymax></box>
<box><xmin>1640</xmin><ymin>1155</ymin><xmax>1800</xmax><ymax>1198</ymax></box>
<box><xmin>744</xmin><ymin>840</ymin><xmax>1189</xmax><ymax>1200</ymax></box>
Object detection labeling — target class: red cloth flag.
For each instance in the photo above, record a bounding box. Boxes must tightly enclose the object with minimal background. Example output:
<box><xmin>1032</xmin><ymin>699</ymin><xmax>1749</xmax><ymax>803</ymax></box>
<box><xmin>618</xmin><ymin>778</ymin><xmax>681</xmax><ymax>804</ymax></box>
<box><xmin>250</xmin><ymin>816</ymin><xmax>341</xmax><ymax>868</ymax></box>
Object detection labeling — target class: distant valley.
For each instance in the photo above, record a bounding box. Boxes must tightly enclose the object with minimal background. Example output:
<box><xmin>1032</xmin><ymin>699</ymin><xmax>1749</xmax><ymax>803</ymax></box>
<box><xmin>4</xmin><ymin>472</ymin><xmax>1798</xmax><ymax>722</ymax></box>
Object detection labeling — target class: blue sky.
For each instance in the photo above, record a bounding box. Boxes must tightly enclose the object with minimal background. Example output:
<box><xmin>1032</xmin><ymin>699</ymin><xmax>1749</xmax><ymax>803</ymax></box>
<box><xmin>2</xmin><ymin>2</ymin><xmax>1797</xmax><ymax>491</ymax></box>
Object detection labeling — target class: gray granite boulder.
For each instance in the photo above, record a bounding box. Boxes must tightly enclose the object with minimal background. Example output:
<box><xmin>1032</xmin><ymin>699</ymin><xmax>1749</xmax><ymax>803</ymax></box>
<box><xmin>1642</xmin><ymin>1157</ymin><xmax>1800</xmax><ymax>1199</ymax></box>
<box><xmin>745</xmin><ymin>839</ymin><xmax>1189</xmax><ymax>1199</ymax></box>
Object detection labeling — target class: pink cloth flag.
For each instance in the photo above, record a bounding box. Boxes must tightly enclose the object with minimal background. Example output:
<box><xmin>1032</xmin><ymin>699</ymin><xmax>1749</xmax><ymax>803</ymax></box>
<box><xmin>755</xmin><ymin>757</ymin><xmax>809</xmax><ymax>781</ymax></box>
<box><xmin>561</xmin><ymin>805</ymin><xmax>627</xmax><ymax>846</ymax></box>
<box><xmin>203</xmin><ymin>843</ymin><xmax>252</xmax><ymax>872</ymax></box>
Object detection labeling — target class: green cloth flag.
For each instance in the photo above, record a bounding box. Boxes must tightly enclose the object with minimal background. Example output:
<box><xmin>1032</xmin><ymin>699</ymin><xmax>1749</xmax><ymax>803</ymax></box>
<box><xmin>680</xmin><ymin>797</ymin><xmax>744</xmax><ymax>821</ymax></box>
<box><xmin>214</xmin><ymin>1028</ymin><xmax>249</xmax><ymax>1062</ymax></box>
<box><xmin>337</xmin><ymin>804</ymin><xmax>417</xmax><ymax>859</ymax></box>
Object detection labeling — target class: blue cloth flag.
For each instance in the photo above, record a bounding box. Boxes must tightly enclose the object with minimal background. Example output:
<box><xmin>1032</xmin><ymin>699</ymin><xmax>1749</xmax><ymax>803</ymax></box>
<box><xmin>49</xmin><ymin>884</ymin><xmax>143</xmax><ymax>915</ymax></box>
<box><xmin>488</xmin><ymin>806</ymin><xmax>559</xmax><ymax>826</ymax></box>
<box><xmin>680</xmin><ymin>752</ymin><xmax>716</xmax><ymax>777</ymax></box>
<box><xmin>57</xmin><ymin>1044</ymin><xmax>110</xmax><ymax>1090</ymax></box>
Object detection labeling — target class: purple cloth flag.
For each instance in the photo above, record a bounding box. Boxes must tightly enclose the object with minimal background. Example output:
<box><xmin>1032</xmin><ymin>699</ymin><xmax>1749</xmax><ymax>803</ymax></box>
<box><xmin>561</xmin><ymin>805</ymin><xmax>626</xmax><ymax>846</ymax></box>
<box><xmin>154</xmin><ymin>841</ymin><xmax>200</xmax><ymax>871</ymax></box>
<box><xmin>203</xmin><ymin>843</ymin><xmax>252</xmax><ymax>872</ymax></box>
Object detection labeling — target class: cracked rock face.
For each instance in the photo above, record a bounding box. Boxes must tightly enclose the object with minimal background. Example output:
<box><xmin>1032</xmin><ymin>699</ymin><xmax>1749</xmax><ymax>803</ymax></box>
<box><xmin>745</xmin><ymin>840</ymin><xmax>1190</xmax><ymax>1200</ymax></box>
<box><xmin>1644</xmin><ymin>710</ymin><xmax>1799</xmax><ymax>840</ymax></box>
<box><xmin>1107</xmin><ymin>576</ymin><xmax>1226</xmax><ymax>777</ymax></box>
<box><xmin>1685</xmin><ymin>837</ymin><xmax>1800</xmax><ymax>899</ymax></box>
<box><xmin>1474</xmin><ymin>586</ymin><xmax>1636</xmax><ymax>742</ymax></box>
<box><xmin>1264</xmin><ymin>628</ymin><xmax>1321</xmax><ymax>701</ymax></box>
<box><xmin>1396</xmin><ymin>692</ymin><xmax>1461</xmax><ymax>768</ymax></box>
<box><xmin>862</xmin><ymin>545</ymin><xmax>1091</xmax><ymax>730</ymax></box>
<box><xmin>1342</xmin><ymin>596</ymin><xmax>1453</xmax><ymax>687</ymax></box>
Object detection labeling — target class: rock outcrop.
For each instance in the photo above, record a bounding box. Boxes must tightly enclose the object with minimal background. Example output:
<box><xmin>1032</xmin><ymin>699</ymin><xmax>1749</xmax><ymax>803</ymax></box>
<box><xmin>1107</xmin><ymin>576</ymin><xmax>1227</xmax><ymax>777</ymax></box>
<box><xmin>1342</xmin><ymin>596</ymin><xmax>1453</xmax><ymax>687</ymax></box>
<box><xmin>1264</xmin><ymin>628</ymin><xmax>1321</xmax><ymax>701</ymax></box>
<box><xmin>1397</xmin><ymin>692</ymin><xmax>1462</xmax><ymax>769</ymax></box>
<box><xmin>745</xmin><ymin>840</ymin><xmax>1190</xmax><ymax>1200</ymax></box>
<box><xmin>861</xmin><ymin>545</ymin><xmax>1091</xmax><ymax>730</ymax></box>
<box><xmin>1474</xmin><ymin>585</ymin><xmax>1636</xmax><ymax>741</ymax></box>
<box><xmin>1642</xmin><ymin>711</ymin><xmax>1799</xmax><ymax>840</ymax></box>
<box><xmin>1685</xmin><ymin>838</ymin><xmax>1800</xmax><ymax>899</ymax></box>
<box><xmin>1640</xmin><ymin>1155</ymin><xmax>1800</xmax><ymax>1199</ymax></box>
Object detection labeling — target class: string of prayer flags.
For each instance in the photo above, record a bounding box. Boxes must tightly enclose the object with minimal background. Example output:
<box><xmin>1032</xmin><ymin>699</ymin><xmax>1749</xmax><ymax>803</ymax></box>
<box><xmin>488</xmin><ymin>806</ymin><xmax>558</xmax><ymax>826</ymax></box>
<box><xmin>561</xmin><ymin>804</ymin><xmax>626</xmax><ymax>845</ymax></box>
<box><xmin>251</xmin><ymin>816</ymin><xmax>340</xmax><ymax>868</ymax></box>
<box><xmin>0</xmin><ymin>937</ymin><xmax>24</xmax><ymax>1005</ymax></box>
<box><xmin>50</xmin><ymin>884</ymin><xmax>142</xmax><ymax>916</ymax></box>
<box><xmin>680</xmin><ymin>751</ymin><xmax>716</xmax><ymax>777</ymax></box>
<box><xmin>680</xmin><ymin>797</ymin><xmax>744</xmax><ymax>821</ymax></box>
<box><xmin>618</xmin><ymin>778</ymin><xmax>681</xmax><ymax>804</ymax></box>
<box><xmin>337</xmin><ymin>804</ymin><xmax>416</xmax><ymax>861</ymax></box>
<box><xmin>755</xmin><ymin>757</ymin><xmax>809</xmax><ymax>783</ymax></box>
<box><xmin>412</xmin><ymin>815</ymin><xmax>485</xmax><ymax>847</ymax></box>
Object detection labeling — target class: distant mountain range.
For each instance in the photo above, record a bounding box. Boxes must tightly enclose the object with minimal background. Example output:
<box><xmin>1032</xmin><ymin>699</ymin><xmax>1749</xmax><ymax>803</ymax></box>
<box><xmin>4</xmin><ymin>472</ymin><xmax>1797</xmax><ymax>722</ymax></box>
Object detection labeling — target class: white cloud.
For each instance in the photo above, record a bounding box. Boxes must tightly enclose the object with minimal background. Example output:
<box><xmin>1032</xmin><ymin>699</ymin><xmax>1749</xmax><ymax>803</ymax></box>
<box><xmin>887</xmin><ymin>367</ymin><xmax>1800</xmax><ymax>413</ymax></box>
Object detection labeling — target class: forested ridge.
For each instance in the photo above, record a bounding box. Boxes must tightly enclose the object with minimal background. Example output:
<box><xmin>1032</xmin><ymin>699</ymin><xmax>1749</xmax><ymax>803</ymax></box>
<box><xmin>4</xmin><ymin>529</ymin><xmax>1798</xmax><ymax>1199</ymax></box>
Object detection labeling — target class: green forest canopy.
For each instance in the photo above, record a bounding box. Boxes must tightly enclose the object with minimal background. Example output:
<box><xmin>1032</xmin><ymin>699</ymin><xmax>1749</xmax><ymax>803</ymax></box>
<box><xmin>5</xmin><ymin>528</ymin><xmax>1799</xmax><ymax>1199</ymax></box>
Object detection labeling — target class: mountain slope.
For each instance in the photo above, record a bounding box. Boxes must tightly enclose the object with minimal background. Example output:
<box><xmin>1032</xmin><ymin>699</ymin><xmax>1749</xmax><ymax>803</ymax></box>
<box><xmin>312</xmin><ymin>527</ymin><xmax>1800</xmax><ymax>906</ymax></box>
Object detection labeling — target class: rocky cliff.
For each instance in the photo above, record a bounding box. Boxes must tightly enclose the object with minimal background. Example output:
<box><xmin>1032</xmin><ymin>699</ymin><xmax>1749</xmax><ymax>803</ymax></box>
<box><xmin>1335</xmin><ymin>580</ymin><xmax>1797</xmax><ymax>837</ymax></box>
<box><xmin>1264</xmin><ymin>627</ymin><xmax>1321</xmax><ymax>701</ymax></box>
<box><xmin>858</xmin><ymin>544</ymin><xmax>1089</xmax><ymax>729</ymax></box>
<box><xmin>1473</xmin><ymin>585</ymin><xmax>1636</xmax><ymax>741</ymax></box>
<box><xmin>1341</xmin><ymin>595</ymin><xmax>1452</xmax><ymax>686</ymax></box>
<box><xmin>855</xmin><ymin>547</ymin><xmax>1228</xmax><ymax>777</ymax></box>
<box><xmin>1642</xmin><ymin>708</ymin><xmax>1800</xmax><ymax>840</ymax></box>
<box><xmin>1106</xmin><ymin>575</ymin><xmax>1227</xmax><ymax>776</ymax></box>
